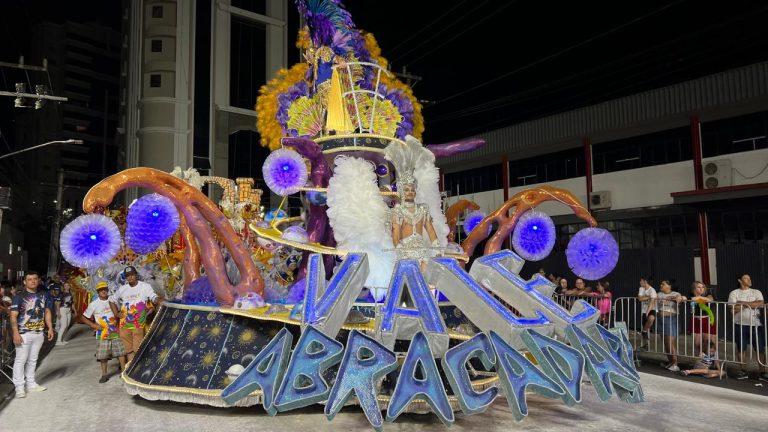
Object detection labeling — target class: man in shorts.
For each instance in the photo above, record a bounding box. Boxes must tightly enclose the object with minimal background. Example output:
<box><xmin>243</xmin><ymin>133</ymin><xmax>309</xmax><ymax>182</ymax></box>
<box><xmin>109</xmin><ymin>266</ymin><xmax>163</xmax><ymax>362</ymax></box>
<box><xmin>728</xmin><ymin>274</ymin><xmax>767</xmax><ymax>381</ymax></box>
<box><xmin>80</xmin><ymin>281</ymin><xmax>127</xmax><ymax>383</ymax></box>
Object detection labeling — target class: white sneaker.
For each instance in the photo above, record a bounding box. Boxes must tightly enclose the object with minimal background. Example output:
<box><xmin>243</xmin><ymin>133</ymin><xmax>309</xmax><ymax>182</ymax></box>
<box><xmin>667</xmin><ymin>364</ymin><xmax>680</xmax><ymax>372</ymax></box>
<box><xmin>55</xmin><ymin>341</ymin><xmax>66</xmax><ymax>346</ymax></box>
<box><xmin>15</xmin><ymin>388</ymin><xmax>26</xmax><ymax>398</ymax></box>
<box><xmin>27</xmin><ymin>384</ymin><xmax>47</xmax><ymax>392</ymax></box>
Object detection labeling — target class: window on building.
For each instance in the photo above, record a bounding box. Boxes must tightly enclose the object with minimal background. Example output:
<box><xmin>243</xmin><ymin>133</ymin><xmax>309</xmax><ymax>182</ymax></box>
<box><xmin>444</xmin><ymin>164</ymin><xmax>503</xmax><ymax>196</ymax></box>
<box><xmin>508</xmin><ymin>147</ymin><xmax>584</xmax><ymax>187</ymax></box>
<box><xmin>592</xmin><ymin>127</ymin><xmax>692</xmax><ymax>174</ymax></box>
<box><xmin>151</xmin><ymin>39</ymin><xmax>163</xmax><ymax>53</ymax></box>
<box><xmin>556</xmin><ymin>213</ymin><xmax>698</xmax><ymax>251</ymax></box>
<box><xmin>708</xmin><ymin>207</ymin><xmax>768</xmax><ymax>245</ymax></box>
<box><xmin>152</xmin><ymin>6</ymin><xmax>163</xmax><ymax>18</ymax></box>
<box><xmin>702</xmin><ymin>111</ymin><xmax>768</xmax><ymax>158</ymax></box>
<box><xmin>232</xmin><ymin>0</ymin><xmax>267</xmax><ymax>14</ymax></box>
<box><xmin>230</xmin><ymin>17</ymin><xmax>267</xmax><ymax>110</ymax></box>
<box><xmin>150</xmin><ymin>74</ymin><xmax>162</xmax><ymax>88</ymax></box>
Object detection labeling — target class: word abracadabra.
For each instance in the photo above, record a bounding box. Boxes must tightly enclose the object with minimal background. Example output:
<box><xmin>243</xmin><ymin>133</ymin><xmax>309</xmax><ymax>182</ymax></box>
<box><xmin>221</xmin><ymin>250</ymin><xmax>643</xmax><ymax>430</ymax></box>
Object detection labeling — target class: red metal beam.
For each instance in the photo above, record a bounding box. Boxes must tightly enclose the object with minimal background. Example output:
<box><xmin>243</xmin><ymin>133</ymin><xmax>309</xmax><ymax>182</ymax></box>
<box><xmin>501</xmin><ymin>155</ymin><xmax>509</xmax><ymax>202</ymax></box>
<box><xmin>691</xmin><ymin>115</ymin><xmax>710</xmax><ymax>284</ymax></box>
<box><xmin>583</xmin><ymin>137</ymin><xmax>593</xmax><ymax>209</ymax></box>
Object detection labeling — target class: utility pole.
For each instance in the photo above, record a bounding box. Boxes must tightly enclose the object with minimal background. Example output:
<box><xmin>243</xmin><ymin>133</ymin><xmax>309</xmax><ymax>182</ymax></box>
<box><xmin>47</xmin><ymin>169</ymin><xmax>64</xmax><ymax>276</ymax></box>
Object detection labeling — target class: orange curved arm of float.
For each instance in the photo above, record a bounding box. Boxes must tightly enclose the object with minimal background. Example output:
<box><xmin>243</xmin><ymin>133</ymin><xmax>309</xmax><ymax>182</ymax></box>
<box><xmin>461</xmin><ymin>185</ymin><xmax>597</xmax><ymax>257</ymax></box>
<box><xmin>445</xmin><ymin>199</ymin><xmax>480</xmax><ymax>243</ymax></box>
<box><xmin>83</xmin><ymin>168</ymin><xmax>263</xmax><ymax>305</ymax></box>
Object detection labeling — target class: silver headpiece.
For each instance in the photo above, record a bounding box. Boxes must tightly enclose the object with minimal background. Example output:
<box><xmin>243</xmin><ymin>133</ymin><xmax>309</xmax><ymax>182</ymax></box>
<box><xmin>384</xmin><ymin>135</ymin><xmax>429</xmax><ymax>194</ymax></box>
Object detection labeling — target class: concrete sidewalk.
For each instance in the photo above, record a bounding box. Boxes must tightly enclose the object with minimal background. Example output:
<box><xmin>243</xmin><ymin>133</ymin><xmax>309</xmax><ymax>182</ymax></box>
<box><xmin>0</xmin><ymin>324</ymin><xmax>766</xmax><ymax>432</ymax></box>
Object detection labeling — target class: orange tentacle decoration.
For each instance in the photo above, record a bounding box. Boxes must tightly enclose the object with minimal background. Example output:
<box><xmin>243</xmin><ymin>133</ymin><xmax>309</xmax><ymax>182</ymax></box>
<box><xmin>445</xmin><ymin>199</ymin><xmax>480</xmax><ymax>243</ymax></box>
<box><xmin>83</xmin><ymin>168</ymin><xmax>263</xmax><ymax>306</ymax></box>
<box><xmin>178</xmin><ymin>214</ymin><xmax>201</xmax><ymax>285</ymax></box>
<box><xmin>461</xmin><ymin>185</ymin><xmax>597</xmax><ymax>257</ymax></box>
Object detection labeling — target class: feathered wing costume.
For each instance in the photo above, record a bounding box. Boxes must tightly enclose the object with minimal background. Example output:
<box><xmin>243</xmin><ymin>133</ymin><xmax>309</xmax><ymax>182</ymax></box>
<box><xmin>384</xmin><ymin>136</ymin><xmax>450</xmax><ymax>250</ymax></box>
<box><xmin>326</xmin><ymin>156</ymin><xmax>395</xmax><ymax>300</ymax></box>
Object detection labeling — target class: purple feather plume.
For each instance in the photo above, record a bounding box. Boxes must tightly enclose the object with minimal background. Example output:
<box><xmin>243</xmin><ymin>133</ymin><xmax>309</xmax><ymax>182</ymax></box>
<box><xmin>126</xmin><ymin>193</ymin><xmax>180</xmax><ymax>254</ymax></box>
<box><xmin>566</xmin><ymin>228</ymin><xmax>619</xmax><ymax>280</ymax></box>
<box><xmin>263</xmin><ymin>148</ymin><xmax>308</xmax><ymax>196</ymax></box>
<box><xmin>512</xmin><ymin>210</ymin><xmax>556</xmax><ymax>262</ymax></box>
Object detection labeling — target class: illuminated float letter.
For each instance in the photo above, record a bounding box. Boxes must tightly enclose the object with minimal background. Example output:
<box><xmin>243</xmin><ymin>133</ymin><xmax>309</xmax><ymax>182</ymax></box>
<box><xmin>303</xmin><ymin>253</ymin><xmax>368</xmax><ymax>338</ymax></box>
<box><xmin>471</xmin><ymin>250</ymin><xmax>599</xmax><ymax>339</ymax></box>
<box><xmin>427</xmin><ymin>257</ymin><xmax>551</xmax><ymax>349</ymax></box>
<box><xmin>521</xmin><ymin>329</ymin><xmax>585</xmax><ymax>406</ymax></box>
<box><xmin>386</xmin><ymin>332</ymin><xmax>454</xmax><ymax>426</ymax></box>
<box><xmin>376</xmin><ymin>260</ymin><xmax>449</xmax><ymax>357</ymax></box>
<box><xmin>489</xmin><ymin>331</ymin><xmax>566</xmax><ymax>421</ymax></box>
<box><xmin>441</xmin><ymin>332</ymin><xmax>498</xmax><ymax>415</ymax></box>
<box><xmin>274</xmin><ymin>325</ymin><xmax>344</xmax><ymax>412</ymax></box>
<box><xmin>565</xmin><ymin>324</ymin><xmax>643</xmax><ymax>403</ymax></box>
<box><xmin>221</xmin><ymin>327</ymin><xmax>293</xmax><ymax>415</ymax></box>
<box><xmin>325</xmin><ymin>330</ymin><xmax>398</xmax><ymax>431</ymax></box>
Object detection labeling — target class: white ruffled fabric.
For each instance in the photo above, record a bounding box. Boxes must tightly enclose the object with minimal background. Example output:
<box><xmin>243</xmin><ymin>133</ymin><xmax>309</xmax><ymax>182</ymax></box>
<box><xmin>326</xmin><ymin>156</ymin><xmax>395</xmax><ymax>299</ymax></box>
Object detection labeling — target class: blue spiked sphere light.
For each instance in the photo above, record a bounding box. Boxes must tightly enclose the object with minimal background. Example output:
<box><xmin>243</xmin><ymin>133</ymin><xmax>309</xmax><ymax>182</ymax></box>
<box><xmin>463</xmin><ymin>210</ymin><xmax>486</xmax><ymax>234</ymax></box>
<box><xmin>263</xmin><ymin>148</ymin><xmax>308</xmax><ymax>196</ymax></box>
<box><xmin>265</xmin><ymin>208</ymin><xmax>288</xmax><ymax>223</ymax></box>
<box><xmin>126</xmin><ymin>193</ymin><xmax>180</xmax><ymax>254</ymax></box>
<box><xmin>60</xmin><ymin>214</ymin><xmax>121</xmax><ymax>269</ymax></box>
<box><xmin>512</xmin><ymin>210</ymin><xmax>556</xmax><ymax>261</ymax></box>
<box><xmin>566</xmin><ymin>227</ymin><xmax>619</xmax><ymax>280</ymax></box>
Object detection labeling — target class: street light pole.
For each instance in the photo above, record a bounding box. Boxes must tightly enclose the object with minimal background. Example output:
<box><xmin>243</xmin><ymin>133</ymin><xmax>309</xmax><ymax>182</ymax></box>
<box><xmin>47</xmin><ymin>169</ymin><xmax>65</xmax><ymax>276</ymax></box>
<box><xmin>0</xmin><ymin>139</ymin><xmax>83</xmax><ymax>160</ymax></box>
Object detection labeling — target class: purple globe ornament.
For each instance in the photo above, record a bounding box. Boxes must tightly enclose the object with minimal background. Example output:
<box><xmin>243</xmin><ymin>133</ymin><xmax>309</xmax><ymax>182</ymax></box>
<box><xmin>262</xmin><ymin>148</ymin><xmax>308</xmax><ymax>196</ymax></box>
<box><xmin>126</xmin><ymin>193</ymin><xmax>180</xmax><ymax>254</ymax></box>
<box><xmin>281</xmin><ymin>225</ymin><xmax>309</xmax><ymax>244</ymax></box>
<box><xmin>512</xmin><ymin>210</ymin><xmax>556</xmax><ymax>261</ymax></box>
<box><xmin>463</xmin><ymin>210</ymin><xmax>486</xmax><ymax>234</ymax></box>
<box><xmin>60</xmin><ymin>214</ymin><xmax>121</xmax><ymax>269</ymax></box>
<box><xmin>375</xmin><ymin>164</ymin><xmax>389</xmax><ymax>177</ymax></box>
<box><xmin>566</xmin><ymin>227</ymin><xmax>619</xmax><ymax>280</ymax></box>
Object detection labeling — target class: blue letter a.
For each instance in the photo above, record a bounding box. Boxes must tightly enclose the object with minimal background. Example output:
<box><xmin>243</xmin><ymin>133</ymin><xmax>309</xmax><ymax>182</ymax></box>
<box><xmin>386</xmin><ymin>331</ymin><xmax>454</xmax><ymax>426</ymax></box>
<box><xmin>221</xmin><ymin>327</ymin><xmax>293</xmax><ymax>415</ymax></box>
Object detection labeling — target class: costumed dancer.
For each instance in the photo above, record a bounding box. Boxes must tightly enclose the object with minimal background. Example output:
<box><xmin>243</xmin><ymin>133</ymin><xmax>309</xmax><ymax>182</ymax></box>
<box><xmin>384</xmin><ymin>136</ymin><xmax>449</xmax><ymax>265</ymax></box>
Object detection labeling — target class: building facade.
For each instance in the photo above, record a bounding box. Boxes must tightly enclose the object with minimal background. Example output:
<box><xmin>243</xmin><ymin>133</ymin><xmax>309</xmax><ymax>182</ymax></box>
<box><xmin>441</xmin><ymin>62</ymin><xmax>768</xmax><ymax>299</ymax></box>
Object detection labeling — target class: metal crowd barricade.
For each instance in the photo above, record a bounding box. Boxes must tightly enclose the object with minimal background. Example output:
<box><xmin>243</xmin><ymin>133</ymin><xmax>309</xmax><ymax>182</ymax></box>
<box><xmin>0</xmin><ymin>312</ymin><xmax>13</xmax><ymax>381</ymax></box>
<box><xmin>611</xmin><ymin>296</ymin><xmax>768</xmax><ymax>376</ymax></box>
<box><xmin>552</xmin><ymin>293</ymin><xmax>614</xmax><ymax>327</ymax></box>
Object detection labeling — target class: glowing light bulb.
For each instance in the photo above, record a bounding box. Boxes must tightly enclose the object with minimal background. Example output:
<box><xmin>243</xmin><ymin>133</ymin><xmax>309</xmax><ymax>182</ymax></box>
<box><xmin>90</xmin><ymin>234</ymin><xmax>97</xmax><ymax>240</ymax></box>
<box><xmin>152</xmin><ymin>211</ymin><xmax>160</xmax><ymax>217</ymax></box>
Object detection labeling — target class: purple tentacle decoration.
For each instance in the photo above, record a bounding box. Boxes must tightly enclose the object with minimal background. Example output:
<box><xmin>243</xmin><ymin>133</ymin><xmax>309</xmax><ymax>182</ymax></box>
<box><xmin>282</xmin><ymin>137</ymin><xmax>337</xmax><ymax>277</ymax></box>
<box><xmin>426</xmin><ymin>138</ymin><xmax>486</xmax><ymax>158</ymax></box>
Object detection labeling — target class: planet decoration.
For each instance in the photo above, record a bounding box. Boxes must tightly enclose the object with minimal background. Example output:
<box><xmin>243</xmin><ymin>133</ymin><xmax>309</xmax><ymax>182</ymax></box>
<box><xmin>126</xmin><ymin>193</ymin><xmax>180</xmax><ymax>254</ymax></box>
<box><xmin>511</xmin><ymin>210</ymin><xmax>556</xmax><ymax>262</ymax></box>
<box><xmin>565</xmin><ymin>227</ymin><xmax>620</xmax><ymax>280</ymax></box>
<box><xmin>60</xmin><ymin>214</ymin><xmax>121</xmax><ymax>269</ymax></box>
<box><xmin>262</xmin><ymin>148</ymin><xmax>308</xmax><ymax>197</ymax></box>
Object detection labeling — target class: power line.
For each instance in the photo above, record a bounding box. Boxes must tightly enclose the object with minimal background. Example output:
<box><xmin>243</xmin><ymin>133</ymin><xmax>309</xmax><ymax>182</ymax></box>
<box><xmin>388</xmin><ymin>0</ymin><xmax>472</xmax><ymax>54</ymax></box>
<box><xmin>391</xmin><ymin>0</ymin><xmax>494</xmax><ymax>62</ymax></box>
<box><xmin>432</xmin><ymin>0</ymin><xmax>687</xmax><ymax>107</ymax></box>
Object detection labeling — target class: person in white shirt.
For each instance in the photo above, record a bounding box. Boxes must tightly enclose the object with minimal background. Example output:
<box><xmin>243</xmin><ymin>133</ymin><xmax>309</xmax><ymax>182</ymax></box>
<box><xmin>727</xmin><ymin>274</ymin><xmax>767</xmax><ymax>381</ymax></box>
<box><xmin>109</xmin><ymin>266</ymin><xmax>164</xmax><ymax>362</ymax></box>
<box><xmin>637</xmin><ymin>277</ymin><xmax>657</xmax><ymax>349</ymax></box>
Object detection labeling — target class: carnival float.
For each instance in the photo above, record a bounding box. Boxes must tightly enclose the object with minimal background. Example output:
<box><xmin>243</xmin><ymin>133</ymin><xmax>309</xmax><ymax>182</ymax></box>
<box><xmin>58</xmin><ymin>1</ymin><xmax>640</xmax><ymax>429</ymax></box>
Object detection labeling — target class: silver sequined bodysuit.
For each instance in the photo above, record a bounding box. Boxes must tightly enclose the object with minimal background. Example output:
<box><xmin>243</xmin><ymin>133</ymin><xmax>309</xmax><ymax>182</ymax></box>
<box><xmin>392</xmin><ymin>202</ymin><xmax>432</xmax><ymax>261</ymax></box>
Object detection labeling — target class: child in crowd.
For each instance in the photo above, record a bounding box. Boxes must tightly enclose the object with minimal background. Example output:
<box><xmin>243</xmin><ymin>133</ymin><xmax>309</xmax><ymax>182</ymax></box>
<box><xmin>594</xmin><ymin>280</ymin><xmax>612</xmax><ymax>327</ymax></box>
<box><xmin>79</xmin><ymin>281</ymin><xmax>127</xmax><ymax>383</ymax></box>
<box><xmin>680</xmin><ymin>349</ymin><xmax>724</xmax><ymax>379</ymax></box>
<box><xmin>656</xmin><ymin>280</ymin><xmax>685</xmax><ymax>372</ymax></box>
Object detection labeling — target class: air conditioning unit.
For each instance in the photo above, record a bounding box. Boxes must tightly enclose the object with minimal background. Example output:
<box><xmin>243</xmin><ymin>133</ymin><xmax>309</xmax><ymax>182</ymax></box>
<box><xmin>589</xmin><ymin>190</ymin><xmax>611</xmax><ymax>210</ymax></box>
<box><xmin>703</xmin><ymin>159</ymin><xmax>732</xmax><ymax>189</ymax></box>
<box><xmin>0</xmin><ymin>187</ymin><xmax>11</xmax><ymax>210</ymax></box>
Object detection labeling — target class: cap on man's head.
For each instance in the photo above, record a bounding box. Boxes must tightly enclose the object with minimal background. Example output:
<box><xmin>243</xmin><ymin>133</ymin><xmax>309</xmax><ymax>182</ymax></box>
<box><xmin>124</xmin><ymin>266</ymin><xmax>138</xmax><ymax>275</ymax></box>
<box><xmin>96</xmin><ymin>281</ymin><xmax>109</xmax><ymax>291</ymax></box>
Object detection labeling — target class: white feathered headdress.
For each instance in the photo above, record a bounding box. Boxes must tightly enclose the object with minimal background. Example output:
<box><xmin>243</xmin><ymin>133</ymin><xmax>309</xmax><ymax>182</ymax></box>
<box><xmin>384</xmin><ymin>136</ymin><xmax>449</xmax><ymax>247</ymax></box>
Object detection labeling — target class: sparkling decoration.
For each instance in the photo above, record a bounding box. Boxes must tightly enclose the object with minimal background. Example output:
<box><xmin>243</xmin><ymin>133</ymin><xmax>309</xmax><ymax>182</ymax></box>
<box><xmin>265</xmin><ymin>209</ymin><xmax>288</xmax><ymax>223</ymax></box>
<box><xmin>60</xmin><ymin>214</ymin><xmax>121</xmax><ymax>269</ymax></box>
<box><xmin>126</xmin><ymin>193</ymin><xmax>180</xmax><ymax>254</ymax></box>
<box><xmin>282</xmin><ymin>226</ymin><xmax>309</xmax><ymax>244</ymax></box>
<box><xmin>181</xmin><ymin>276</ymin><xmax>218</xmax><ymax>306</ymax></box>
<box><xmin>262</xmin><ymin>148</ymin><xmax>308</xmax><ymax>196</ymax></box>
<box><xmin>375</xmin><ymin>164</ymin><xmax>389</xmax><ymax>177</ymax></box>
<box><xmin>463</xmin><ymin>210</ymin><xmax>486</xmax><ymax>234</ymax></box>
<box><xmin>307</xmin><ymin>190</ymin><xmax>327</xmax><ymax>206</ymax></box>
<box><xmin>511</xmin><ymin>210</ymin><xmax>556</xmax><ymax>261</ymax></box>
<box><xmin>566</xmin><ymin>228</ymin><xmax>619</xmax><ymax>280</ymax></box>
